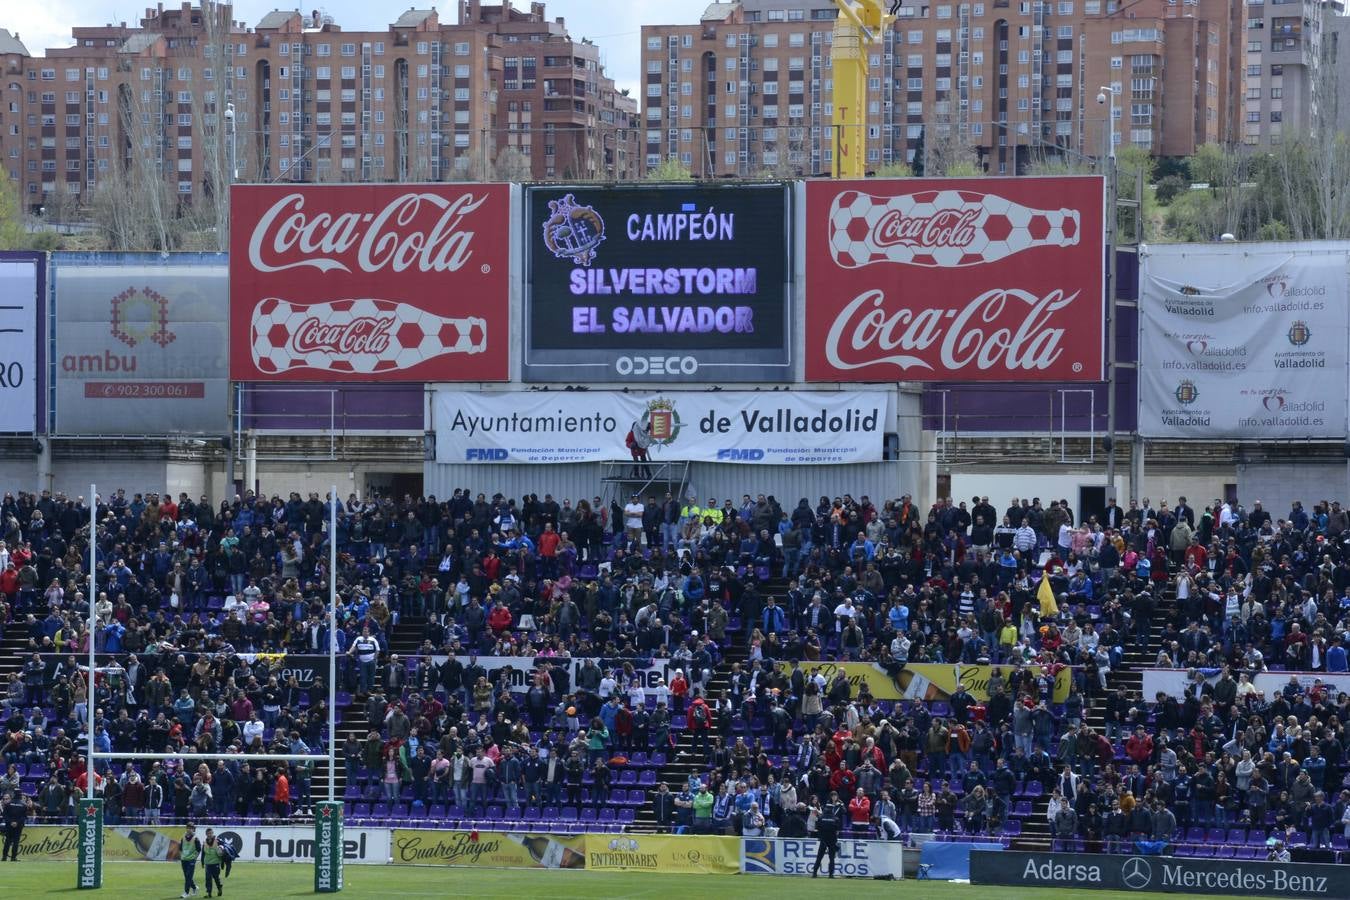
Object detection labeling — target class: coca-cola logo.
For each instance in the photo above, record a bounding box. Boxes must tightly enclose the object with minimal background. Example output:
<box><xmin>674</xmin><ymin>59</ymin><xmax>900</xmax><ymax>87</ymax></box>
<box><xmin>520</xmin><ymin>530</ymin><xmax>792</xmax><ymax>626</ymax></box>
<box><xmin>291</xmin><ymin>316</ymin><xmax>394</xmax><ymax>355</ymax></box>
<box><xmin>871</xmin><ymin>208</ymin><xmax>980</xmax><ymax>249</ymax></box>
<box><xmin>247</xmin><ymin>191</ymin><xmax>485</xmax><ymax>275</ymax></box>
<box><xmin>823</xmin><ymin>287</ymin><xmax>1080</xmax><ymax>373</ymax></box>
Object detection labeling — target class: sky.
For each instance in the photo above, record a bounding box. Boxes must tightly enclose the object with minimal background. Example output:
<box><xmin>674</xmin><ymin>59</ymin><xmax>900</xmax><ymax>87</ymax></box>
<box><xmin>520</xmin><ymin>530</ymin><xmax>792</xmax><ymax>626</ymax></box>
<box><xmin>3</xmin><ymin>0</ymin><xmax>713</xmax><ymax>96</ymax></box>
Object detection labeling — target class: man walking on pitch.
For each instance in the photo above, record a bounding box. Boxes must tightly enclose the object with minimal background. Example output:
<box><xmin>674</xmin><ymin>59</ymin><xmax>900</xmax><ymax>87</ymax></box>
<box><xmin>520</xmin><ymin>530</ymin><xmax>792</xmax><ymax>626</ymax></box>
<box><xmin>811</xmin><ymin>790</ymin><xmax>846</xmax><ymax>878</ymax></box>
<box><xmin>179</xmin><ymin>824</ymin><xmax>202</xmax><ymax>897</ymax></box>
<box><xmin>202</xmin><ymin>830</ymin><xmax>224</xmax><ymax>897</ymax></box>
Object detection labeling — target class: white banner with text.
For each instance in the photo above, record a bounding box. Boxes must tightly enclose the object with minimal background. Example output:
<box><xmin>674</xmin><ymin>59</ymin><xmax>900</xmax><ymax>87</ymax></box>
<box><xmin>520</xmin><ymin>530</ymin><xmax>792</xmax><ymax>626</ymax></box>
<box><xmin>433</xmin><ymin>390</ymin><xmax>888</xmax><ymax>465</ymax></box>
<box><xmin>1139</xmin><ymin>243</ymin><xmax>1349</xmax><ymax>439</ymax></box>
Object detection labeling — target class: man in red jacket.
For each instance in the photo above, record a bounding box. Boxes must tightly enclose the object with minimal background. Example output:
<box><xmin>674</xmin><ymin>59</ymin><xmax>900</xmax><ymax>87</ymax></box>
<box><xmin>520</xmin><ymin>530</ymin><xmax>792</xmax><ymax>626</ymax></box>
<box><xmin>487</xmin><ymin>600</ymin><xmax>513</xmax><ymax>636</ymax></box>
<box><xmin>1125</xmin><ymin>726</ymin><xmax>1154</xmax><ymax>766</ymax></box>
<box><xmin>686</xmin><ymin>694</ymin><xmax>712</xmax><ymax>760</ymax></box>
<box><xmin>537</xmin><ymin>523</ymin><xmax>561</xmax><ymax>579</ymax></box>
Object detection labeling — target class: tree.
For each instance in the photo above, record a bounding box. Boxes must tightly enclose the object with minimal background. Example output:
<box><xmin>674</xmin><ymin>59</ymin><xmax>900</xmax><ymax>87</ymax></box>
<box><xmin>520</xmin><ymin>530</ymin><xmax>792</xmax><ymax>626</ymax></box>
<box><xmin>0</xmin><ymin>176</ymin><xmax>25</xmax><ymax>249</ymax></box>
<box><xmin>870</xmin><ymin>162</ymin><xmax>913</xmax><ymax>178</ymax></box>
<box><xmin>922</xmin><ymin>111</ymin><xmax>981</xmax><ymax>177</ymax></box>
<box><xmin>492</xmin><ymin>146</ymin><xmax>533</xmax><ymax>182</ymax></box>
<box><xmin>1153</xmin><ymin>174</ymin><xmax>1188</xmax><ymax>205</ymax></box>
<box><xmin>189</xmin><ymin>0</ymin><xmax>240</xmax><ymax>250</ymax></box>
<box><xmin>88</xmin><ymin>82</ymin><xmax>181</xmax><ymax>251</ymax></box>
<box><xmin>910</xmin><ymin>127</ymin><xmax>925</xmax><ymax>176</ymax></box>
<box><xmin>646</xmin><ymin>158</ymin><xmax>693</xmax><ymax>182</ymax></box>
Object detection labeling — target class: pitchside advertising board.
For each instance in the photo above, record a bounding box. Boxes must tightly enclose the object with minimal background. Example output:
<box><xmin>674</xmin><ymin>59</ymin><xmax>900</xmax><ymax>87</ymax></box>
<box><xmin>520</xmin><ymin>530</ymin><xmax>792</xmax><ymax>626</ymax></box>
<box><xmin>0</xmin><ymin>254</ymin><xmax>40</xmax><ymax>432</ymax></box>
<box><xmin>433</xmin><ymin>389</ymin><xmax>887</xmax><ymax>465</ymax></box>
<box><xmin>229</xmin><ymin>183</ymin><xmax>511</xmax><ymax>382</ymax></box>
<box><xmin>522</xmin><ymin>184</ymin><xmax>791</xmax><ymax>383</ymax></box>
<box><xmin>972</xmin><ymin>849</ymin><xmax>1350</xmax><ymax>898</ymax></box>
<box><xmin>53</xmin><ymin>253</ymin><xmax>228</xmax><ymax>435</ymax></box>
<box><xmin>741</xmin><ymin>837</ymin><xmax>904</xmax><ymax>877</ymax></box>
<box><xmin>805</xmin><ymin>176</ymin><xmax>1106</xmax><ymax>382</ymax></box>
<box><xmin>1139</xmin><ymin>242</ymin><xmax>1350</xmax><ymax>439</ymax></box>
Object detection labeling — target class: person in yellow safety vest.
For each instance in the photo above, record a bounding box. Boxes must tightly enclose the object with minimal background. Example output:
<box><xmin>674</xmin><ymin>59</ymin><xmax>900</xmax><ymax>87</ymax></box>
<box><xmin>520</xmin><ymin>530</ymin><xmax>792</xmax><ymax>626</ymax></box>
<box><xmin>702</xmin><ymin>499</ymin><xmax>724</xmax><ymax>526</ymax></box>
<box><xmin>681</xmin><ymin>495</ymin><xmax>704</xmax><ymax>523</ymax></box>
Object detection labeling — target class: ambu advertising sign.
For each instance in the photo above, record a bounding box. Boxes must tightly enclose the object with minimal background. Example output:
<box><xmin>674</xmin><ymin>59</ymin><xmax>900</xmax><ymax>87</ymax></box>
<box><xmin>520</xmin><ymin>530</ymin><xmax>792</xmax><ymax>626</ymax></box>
<box><xmin>1139</xmin><ymin>243</ymin><xmax>1349</xmax><ymax>439</ymax></box>
<box><xmin>805</xmin><ymin>177</ymin><xmax>1105</xmax><ymax>382</ymax></box>
<box><xmin>230</xmin><ymin>183</ymin><xmax>511</xmax><ymax>382</ymax></box>
<box><xmin>433</xmin><ymin>390</ymin><xmax>886</xmax><ymax>464</ymax></box>
<box><xmin>53</xmin><ymin>253</ymin><xmax>228</xmax><ymax>434</ymax></box>
<box><xmin>523</xmin><ymin>184</ymin><xmax>791</xmax><ymax>382</ymax></box>
<box><xmin>971</xmin><ymin>850</ymin><xmax>1350</xmax><ymax>898</ymax></box>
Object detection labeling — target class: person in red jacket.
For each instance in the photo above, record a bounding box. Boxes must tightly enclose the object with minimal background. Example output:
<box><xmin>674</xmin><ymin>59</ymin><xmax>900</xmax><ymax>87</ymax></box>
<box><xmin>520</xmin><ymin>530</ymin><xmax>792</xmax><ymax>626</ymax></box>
<box><xmin>848</xmin><ymin>787</ymin><xmax>872</xmax><ymax>829</ymax></box>
<box><xmin>829</xmin><ymin>766</ymin><xmax>857</xmax><ymax>796</ymax></box>
<box><xmin>685</xmin><ymin>694</ymin><xmax>712</xmax><ymax>759</ymax></box>
<box><xmin>487</xmin><ymin>599</ymin><xmax>513</xmax><ymax>636</ymax></box>
<box><xmin>537</xmin><ymin>523</ymin><xmax>561</xmax><ymax>579</ymax></box>
<box><xmin>1125</xmin><ymin>726</ymin><xmax>1154</xmax><ymax>765</ymax></box>
<box><xmin>669</xmin><ymin>670</ymin><xmax>689</xmax><ymax>714</ymax></box>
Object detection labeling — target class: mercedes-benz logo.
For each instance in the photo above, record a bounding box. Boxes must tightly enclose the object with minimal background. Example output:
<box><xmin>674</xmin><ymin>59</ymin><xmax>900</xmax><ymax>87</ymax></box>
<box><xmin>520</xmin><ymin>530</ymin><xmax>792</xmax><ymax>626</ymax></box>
<box><xmin>1121</xmin><ymin>857</ymin><xmax>1153</xmax><ymax>890</ymax></box>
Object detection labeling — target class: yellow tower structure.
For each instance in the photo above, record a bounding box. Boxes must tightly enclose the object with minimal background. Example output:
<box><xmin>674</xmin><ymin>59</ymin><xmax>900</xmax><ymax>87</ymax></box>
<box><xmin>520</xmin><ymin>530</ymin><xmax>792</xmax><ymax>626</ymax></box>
<box><xmin>830</xmin><ymin>0</ymin><xmax>895</xmax><ymax>179</ymax></box>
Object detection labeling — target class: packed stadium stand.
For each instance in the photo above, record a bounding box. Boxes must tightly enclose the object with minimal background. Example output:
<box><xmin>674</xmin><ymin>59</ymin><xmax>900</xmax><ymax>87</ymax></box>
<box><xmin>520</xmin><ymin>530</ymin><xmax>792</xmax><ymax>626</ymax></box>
<box><xmin>2</xmin><ymin>487</ymin><xmax>1348</xmax><ymax>859</ymax></box>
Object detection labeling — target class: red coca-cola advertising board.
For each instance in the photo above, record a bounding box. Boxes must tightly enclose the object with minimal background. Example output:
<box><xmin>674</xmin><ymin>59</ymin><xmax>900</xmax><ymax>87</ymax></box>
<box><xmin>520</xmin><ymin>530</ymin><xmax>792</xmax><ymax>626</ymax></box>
<box><xmin>805</xmin><ymin>176</ymin><xmax>1105</xmax><ymax>382</ymax></box>
<box><xmin>229</xmin><ymin>183</ymin><xmax>510</xmax><ymax>381</ymax></box>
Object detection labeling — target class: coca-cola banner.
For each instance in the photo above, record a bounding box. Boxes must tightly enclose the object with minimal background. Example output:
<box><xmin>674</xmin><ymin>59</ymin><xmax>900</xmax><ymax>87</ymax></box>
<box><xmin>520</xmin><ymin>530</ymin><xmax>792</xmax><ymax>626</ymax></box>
<box><xmin>229</xmin><ymin>183</ymin><xmax>510</xmax><ymax>382</ymax></box>
<box><xmin>432</xmin><ymin>389</ymin><xmax>887</xmax><ymax>464</ymax></box>
<box><xmin>804</xmin><ymin>177</ymin><xmax>1106</xmax><ymax>382</ymax></box>
<box><xmin>1139</xmin><ymin>243</ymin><xmax>1349</xmax><ymax>439</ymax></box>
<box><xmin>523</xmin><ymin>184</ymin><xmax>791</xmax><ymax>383</ymax></box>
<box><xmin>51</xmin><ymin>253</ymin><xmax>228</xmax><ymax>434</ymax></box>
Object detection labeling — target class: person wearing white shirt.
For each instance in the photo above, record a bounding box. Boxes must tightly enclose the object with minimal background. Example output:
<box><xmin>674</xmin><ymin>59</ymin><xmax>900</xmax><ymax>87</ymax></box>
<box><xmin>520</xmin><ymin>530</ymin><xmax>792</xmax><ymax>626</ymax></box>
<box><xmin>833</xmin><ymin>598</ymin><xmax>856</xmax><ymax>631</ymax></box>
<box><xmin>1219</xmin><ymin>501</ymin><xmax>1235</xmax><ymax>528</ymax></box>
<box><xmin>598</xmin><ymin>672</ymin><xmax>618</xmax><ymax>699</ymax></box>
<box><xmin>623</xmin><ymin>495</ymin><xmax>645</xmax><ymax>544</ymax></box>
<box><xmin>241</xmin><ymin>713</ymin><xmax>265</xmax><ymax>746</ymax></box>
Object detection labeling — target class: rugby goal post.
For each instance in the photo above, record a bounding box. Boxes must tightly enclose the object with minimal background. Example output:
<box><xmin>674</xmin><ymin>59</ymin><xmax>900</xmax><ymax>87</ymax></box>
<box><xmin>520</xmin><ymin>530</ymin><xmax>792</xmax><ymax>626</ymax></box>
<box><xmin>77</xmin><ymin>486</ymin><xmax>344</xmax><ymax>893</ymax></box>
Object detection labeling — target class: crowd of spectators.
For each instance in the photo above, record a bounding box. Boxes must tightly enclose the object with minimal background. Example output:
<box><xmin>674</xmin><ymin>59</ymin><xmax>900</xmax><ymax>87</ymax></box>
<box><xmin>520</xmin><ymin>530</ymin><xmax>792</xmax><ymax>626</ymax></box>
<box><xmin>0</xmin><ymin>487</ymin><xmax>1348</xmax><ymax>854</ymax></box>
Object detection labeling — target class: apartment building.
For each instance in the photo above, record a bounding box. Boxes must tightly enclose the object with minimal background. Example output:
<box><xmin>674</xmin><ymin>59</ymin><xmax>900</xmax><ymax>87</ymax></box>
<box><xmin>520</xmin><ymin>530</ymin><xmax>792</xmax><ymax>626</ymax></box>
<box><xmin>1243</xmin><ymin>0</ymin><xmax>1345</xmax><ymax>146</ymax></box>
<box><xmin>1330</xmin><ymin>11</ymin><xmax>1350</xmax><ymax>135</ymax></box>
<box><xmin>0</xmin><ymin>1</ymin><xmax>639</xmax><ymax>212</ymax></box>
<box><xmin>640</xmin><ymin>0</ymin><xmax>1247</xmax><ymax>177</ymax></box>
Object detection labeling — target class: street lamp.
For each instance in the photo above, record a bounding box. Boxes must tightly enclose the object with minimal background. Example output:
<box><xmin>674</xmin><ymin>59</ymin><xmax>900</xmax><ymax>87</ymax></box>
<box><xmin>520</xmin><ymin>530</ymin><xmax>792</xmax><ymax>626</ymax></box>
<box><xmin>1098</xmin><ymin>85</ymin><xmax>1120</xmax><ymax>499</ymax></box>
<box><xmin>224</xmin><ymin>102</ymin><xmax>238</xmax><ymax>181</ymax></box>
<box><xmin>223</xmin><ymin>100</ymin><xmax>238</xmax><ymax>498</ymax></box>
<box><xmin>1096</xmin><ymin>85</ymin><xmax>1118</xmax><ymax>160</ymax></box>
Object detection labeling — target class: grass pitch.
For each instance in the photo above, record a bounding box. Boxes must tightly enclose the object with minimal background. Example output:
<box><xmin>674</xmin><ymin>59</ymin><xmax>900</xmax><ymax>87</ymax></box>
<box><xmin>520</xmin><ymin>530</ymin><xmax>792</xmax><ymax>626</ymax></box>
<box><xmin>2</xmin><ymin>859</ymin><xmax>1254</xmax><ymax>899</ymax></box>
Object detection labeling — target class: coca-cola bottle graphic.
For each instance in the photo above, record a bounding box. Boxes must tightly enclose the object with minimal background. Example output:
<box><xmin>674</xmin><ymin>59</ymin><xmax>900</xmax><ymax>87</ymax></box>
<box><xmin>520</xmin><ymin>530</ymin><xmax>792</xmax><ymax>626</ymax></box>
<box><xmin>250</xmin><ymin>297</ymin><xmax>486</xmax><ymax>374</ymax></box>
<box><xmin>828</xmin><ymin>188</ymin><xmax>1082</xmax><ymax>269</ymax></box>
